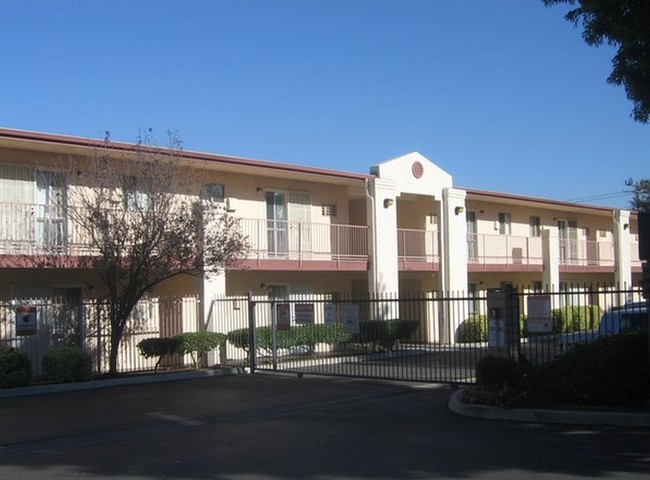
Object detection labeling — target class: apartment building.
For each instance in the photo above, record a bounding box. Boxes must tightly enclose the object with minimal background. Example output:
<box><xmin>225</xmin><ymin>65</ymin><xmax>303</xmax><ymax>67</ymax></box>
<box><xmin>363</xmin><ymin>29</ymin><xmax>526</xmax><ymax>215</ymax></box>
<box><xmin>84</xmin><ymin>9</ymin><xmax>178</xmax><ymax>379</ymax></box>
<box><xmin>0</xmin><ymin>128</ymin><xmax>641</xmax><ymax>309</ymax></box>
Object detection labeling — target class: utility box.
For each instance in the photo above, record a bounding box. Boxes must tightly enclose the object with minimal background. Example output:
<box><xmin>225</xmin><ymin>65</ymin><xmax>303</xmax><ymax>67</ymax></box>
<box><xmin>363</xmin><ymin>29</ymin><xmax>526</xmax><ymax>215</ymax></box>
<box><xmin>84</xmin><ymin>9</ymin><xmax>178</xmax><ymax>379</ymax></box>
<box><xmin>487</xmin><ymin>287</ymin><xmax>520</xmax><ymax>358</ymax></box>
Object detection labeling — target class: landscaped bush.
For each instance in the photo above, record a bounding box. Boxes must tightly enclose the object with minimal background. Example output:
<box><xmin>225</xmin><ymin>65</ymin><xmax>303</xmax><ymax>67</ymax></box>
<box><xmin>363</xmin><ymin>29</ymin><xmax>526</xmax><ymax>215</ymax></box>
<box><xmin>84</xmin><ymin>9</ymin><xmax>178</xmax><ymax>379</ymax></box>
<box><xmin>354</xmin><ymin>319</ymin><xmax>420</xmax><ymax>352</ymax></box>
<box><xmin>552</xmin><ymin>305</ymin><xmax>601</xmax><ymax>333</ymax></box>
<box><xmin>528</xmin><ymin>332</ymin><xmax>649</xmax><ymax>408</ymax></box>
<box><xmin>42</xmin><ymin>347</ymin><xmax>93</xmax><ymax>383</ymax></box>
<box><xmin>227</xmin><ymin>324</ymin><xmax>352</xmax><ymax>355</ymax></box>
<box><xmin>457</xmin><ymin>314</ymin><xmax>487</xmax><ymax>343</ymax></box>
<box><xmin>175</xmin><ymin>332</ymin><xmax>227</xmax><ymax>369</ymax></box>
<box><xmin>137</xmin><ymin>337</ymin><xmax>183</xmax><ymax>373</ymax></box>
<box><xmin>0</xmin><ymin>347</ymin><xmax>32</xmax><ymax>388</ymax></box>
<box><xmin>475</xmin><ymin>355</ymin><xmax>528</xmax><ymax>389</ymax></box>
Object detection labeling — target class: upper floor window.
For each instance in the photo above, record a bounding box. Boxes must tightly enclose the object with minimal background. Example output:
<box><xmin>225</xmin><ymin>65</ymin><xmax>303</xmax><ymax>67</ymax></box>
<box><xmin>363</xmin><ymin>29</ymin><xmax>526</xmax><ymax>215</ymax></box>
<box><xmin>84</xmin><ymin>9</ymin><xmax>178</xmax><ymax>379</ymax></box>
<box><xmin>123</xmin><ymin>176</ymin><xmax>151</xmax><ymax>211</ymax></box>
<box><xmin>529</xmin><ymin>216</ymin><xmax>541</xmax><ymax>237</ymax></box>
<box><xmin>202</xmin><ymin>183</ymin><xmax>225</xmax><ymax>203</ymax></box>
<box><xmin>498</xmin><ymin>212</ymin><xmax>511</xmax><ymax>235</ymax></box>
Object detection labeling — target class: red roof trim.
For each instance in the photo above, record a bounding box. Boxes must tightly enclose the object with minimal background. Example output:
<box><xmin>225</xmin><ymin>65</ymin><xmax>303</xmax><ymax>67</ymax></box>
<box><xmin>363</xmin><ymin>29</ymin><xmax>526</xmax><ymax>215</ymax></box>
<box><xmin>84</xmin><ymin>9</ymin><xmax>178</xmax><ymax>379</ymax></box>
<box><xmin>463</xmin><ymin>187</ymin><xmax>620</xmax><ymax>213</ymax></box>
<box><xmin>0</xmin><ymin>127</ymin><xmax>372</xmax><ymax>182</ymax></box>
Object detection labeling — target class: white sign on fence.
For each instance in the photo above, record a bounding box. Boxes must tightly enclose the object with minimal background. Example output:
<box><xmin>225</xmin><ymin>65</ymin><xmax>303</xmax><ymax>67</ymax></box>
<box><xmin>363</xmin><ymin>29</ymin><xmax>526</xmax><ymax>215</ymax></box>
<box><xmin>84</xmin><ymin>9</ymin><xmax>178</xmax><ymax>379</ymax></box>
<box><xmin>15</xmin><ymin>305</ymin><xmax>37</xmax><ymax>336</ymax></box>
<box><xmin>324</xmin><ymin>303</ymin><xmax>336</xmax><ymax>325</ymax></box>
<box><xmin>342</xmin><ymin>303</ymin><xmax>360</xmax><ymax>334</ymax></box>
<box><xmin>527</xmin><ymin>295</ymin><xmax>553</xmax><ymax>333</ymax></box>
<box><xmin>295</xmin><ymin>303</ymin><xmax>315</xmax><ymax>324</ymax></box>
<box><xmin>276</xmin><ymin>303</ymin><xmax>291</xmax><ymax>330</ymax></box>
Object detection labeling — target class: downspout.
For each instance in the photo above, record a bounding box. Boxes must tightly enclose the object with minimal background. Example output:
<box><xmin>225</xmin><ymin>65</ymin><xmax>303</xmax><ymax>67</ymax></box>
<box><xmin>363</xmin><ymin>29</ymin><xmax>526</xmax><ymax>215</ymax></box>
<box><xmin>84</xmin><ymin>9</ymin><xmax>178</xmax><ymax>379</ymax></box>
<box><xmin>365</xmin><ymin>179</ymin><xmax>378</xmax><ymax>294</ymax></box>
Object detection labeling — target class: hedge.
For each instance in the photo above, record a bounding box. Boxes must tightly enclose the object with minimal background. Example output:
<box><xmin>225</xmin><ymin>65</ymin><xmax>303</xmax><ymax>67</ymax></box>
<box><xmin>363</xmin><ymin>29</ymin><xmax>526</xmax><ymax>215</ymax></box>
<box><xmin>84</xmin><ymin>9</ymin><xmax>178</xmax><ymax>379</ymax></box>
<box><xmin>552</xmin><ymin>305</ymin><xmax>601</xmax><ymax>333</ymax></box>
<box><xmin>227</xmin><ymin>320</ymin><xmax>419</xmax><ymax>355</ymax></box>
<box><xmin>42</xmin><ymin>347</ymin><xmax>93</xmax><ymax>383</ymax></box>
<box><xmin>137</xmin><ymin>337</ymin><xmax>183</xmax><ymax>373</ymax></box>
<box><xmin>175</xmin><ymin>332</ymin><xmax>227</xmax><ymax>369</ymax></box>
<box><xmin>457</xmin><ymin>314</ymin><xmax>487</xmax><ymax>343</ymax></box>
<box><xmin>0</xmin><ymin>347</ymin><xmax>32</xmax><ymax>388</ymax></box>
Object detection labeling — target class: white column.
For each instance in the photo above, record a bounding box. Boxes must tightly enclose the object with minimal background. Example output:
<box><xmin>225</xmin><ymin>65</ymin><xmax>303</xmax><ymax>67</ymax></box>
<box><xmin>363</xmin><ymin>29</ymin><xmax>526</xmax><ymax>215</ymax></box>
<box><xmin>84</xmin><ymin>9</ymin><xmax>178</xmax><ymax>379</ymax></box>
<box><xmin>542</xmin><ymin>228</ymin><xmax>560</xmax><ymax>291</ymax></box>
<box><xmin>440</xmin><ymin>188</ymin><xmax>467</xmax><ymax>344</ymax></box>
<box><xmin>367</xmin><ymin>178</ymin><xmax>399</xmax><ymax>295</ymax></box>
<box><xmin>202</xmin><ymin>272</ymin><xmax>226</xmax><ymax>366</ymax></box>
<box><xmin>613</xmin><ymin>209</ymin><xmax>632</xmax><ymax>288</ymax></box>
<box><xmin>441</xmin><ymin>188</ymin><xmax>468</xmax><ymax>293</ymax></box>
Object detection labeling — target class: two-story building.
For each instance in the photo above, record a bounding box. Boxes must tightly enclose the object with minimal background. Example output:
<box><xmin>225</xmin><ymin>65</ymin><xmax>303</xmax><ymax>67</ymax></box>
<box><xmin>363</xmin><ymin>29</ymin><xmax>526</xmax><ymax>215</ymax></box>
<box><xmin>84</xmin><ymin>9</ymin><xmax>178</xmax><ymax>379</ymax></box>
<box><xmin>0</xmin><ymin>128</ymin><xmax>641</xmax><ymax>309</ymax></box>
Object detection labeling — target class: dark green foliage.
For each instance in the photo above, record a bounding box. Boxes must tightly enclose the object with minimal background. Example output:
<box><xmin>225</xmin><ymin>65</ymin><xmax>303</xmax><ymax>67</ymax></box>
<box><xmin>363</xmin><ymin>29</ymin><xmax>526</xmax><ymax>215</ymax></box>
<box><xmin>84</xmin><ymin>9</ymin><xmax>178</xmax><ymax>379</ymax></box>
<box><xmin>458</xmin><ymin>314</ymin><xmax>487</xmax><ymax>343</ymax></box>
<box><xmin>228</xmin><ymin>324</ymin><xmax>352</xmax><ymax>355</ymax></box>
<box><xmin>475</xmin><ymin>356</ymin><xmax>528</xmax><ymax>389</ymax></box>
<box><xmin>544</xmin><ymin>0</ymin><xmax>650</xmax><ymax>123</ymax></box>
<box><xmin>354</xmin><ymin>319</ymin><xmax>420</xmax><ymax>352</ymax></box>
<box><xmin>552</xmin><ymin>305</ymin><xmax>601</xmax><ymax>333</ymax></box>
<box><xmin>175</xmin><ymin>332</ymin><xmax>227</xmax><ymax>369</ymax></box>
<box><xmin>529</xmin><ymin>333</ymin><xmax>649</xmax><ymax>408</ymax></box>
<box><xmin>0</xmin><ymin>347</ymin><xmax>32</xmax><ymax>388</ymax></box>
<box><xmin>42</xmin><ymin>347</ymin><xmax>93</xmax><ymax>383</ymax></box>
<box><xmin>137</xmin><ymin>337</ymin><xmax>183</xmax><ymax>373</ymax></box>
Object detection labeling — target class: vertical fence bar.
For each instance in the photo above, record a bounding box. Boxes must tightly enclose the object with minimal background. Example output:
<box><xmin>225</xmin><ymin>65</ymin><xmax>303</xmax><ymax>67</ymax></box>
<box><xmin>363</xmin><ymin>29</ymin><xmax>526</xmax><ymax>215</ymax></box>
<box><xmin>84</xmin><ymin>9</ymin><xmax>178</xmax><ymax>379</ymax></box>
<box><xmin>247</xmin><ymin>291</ymin><xmax>257</xmax><ymax>373</ymax></box>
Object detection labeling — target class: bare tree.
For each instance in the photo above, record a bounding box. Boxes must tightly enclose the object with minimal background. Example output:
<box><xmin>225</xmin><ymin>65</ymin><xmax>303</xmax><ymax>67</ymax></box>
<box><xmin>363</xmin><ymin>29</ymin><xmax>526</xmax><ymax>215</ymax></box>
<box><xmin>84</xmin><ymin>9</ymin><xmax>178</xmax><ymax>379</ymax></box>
<box><xmin>58</xmin><ymin>131</ymin><xmax>248</xmax><ymax>375</ymax></box>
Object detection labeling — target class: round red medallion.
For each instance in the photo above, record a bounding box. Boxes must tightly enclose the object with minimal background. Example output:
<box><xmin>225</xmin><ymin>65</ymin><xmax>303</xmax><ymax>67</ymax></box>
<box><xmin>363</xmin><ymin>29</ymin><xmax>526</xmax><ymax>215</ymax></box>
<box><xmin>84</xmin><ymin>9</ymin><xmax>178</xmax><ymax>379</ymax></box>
<box><xmin>411</xmin><ymin>161</ymin><xmax>423</xmax><ymax>179</ymax></box>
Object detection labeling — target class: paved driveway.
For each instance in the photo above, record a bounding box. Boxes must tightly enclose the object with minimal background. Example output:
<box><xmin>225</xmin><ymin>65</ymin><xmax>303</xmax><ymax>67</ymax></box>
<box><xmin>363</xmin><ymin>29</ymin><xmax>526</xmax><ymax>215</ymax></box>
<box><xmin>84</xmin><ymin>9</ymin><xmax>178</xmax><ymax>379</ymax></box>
<box><xmin>0</xmin><ymin>373</ymin><xmax>649</xmax><ymax>479</ymax></box>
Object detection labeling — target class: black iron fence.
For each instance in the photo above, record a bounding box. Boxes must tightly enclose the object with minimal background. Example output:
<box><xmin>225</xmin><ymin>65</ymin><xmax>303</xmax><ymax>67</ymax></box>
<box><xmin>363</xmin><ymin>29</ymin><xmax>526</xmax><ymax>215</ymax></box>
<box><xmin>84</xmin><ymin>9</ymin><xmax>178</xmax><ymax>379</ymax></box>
<box><xmin>209</xmin><ymin>286</ymin><xmax>646</xmax><ymax>385</ymax></box>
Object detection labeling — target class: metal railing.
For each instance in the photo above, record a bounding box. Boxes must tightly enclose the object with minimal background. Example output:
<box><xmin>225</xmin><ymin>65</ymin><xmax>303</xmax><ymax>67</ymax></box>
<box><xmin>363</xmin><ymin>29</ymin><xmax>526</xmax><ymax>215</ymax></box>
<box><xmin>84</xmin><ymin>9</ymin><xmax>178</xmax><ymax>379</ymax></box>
<box><xmin>208</xmin><ymin>286</ymin><xmax>644</xmax><ymax>385</ymax></box>
<box><xmin>0</xmin><ymin>296</ymin><xmax>201</xmax><ymax>377</ymax></box>
<box><xmin>468</xmin><ymin>233</ymin><xmax>544</xmax><ymax>268</ymax></box>
<box><xmin>238</xmin><ymin>218</ymin><xmax>368</xmax><ymax>264</ymax></box>
<box><xmin>397</xmin><ymin>228</ymin><xmax>439</xmax><ymax>267</ymax></box>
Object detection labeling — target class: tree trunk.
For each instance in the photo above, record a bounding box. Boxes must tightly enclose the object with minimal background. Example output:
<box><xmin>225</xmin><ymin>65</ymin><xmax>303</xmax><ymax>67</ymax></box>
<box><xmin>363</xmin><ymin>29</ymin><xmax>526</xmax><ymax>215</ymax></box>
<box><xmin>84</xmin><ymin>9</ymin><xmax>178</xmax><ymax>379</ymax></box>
<box><xmin>108</xmin><ymin>317</ymin><xmax>126</xmax><ymax>376</ymax></box>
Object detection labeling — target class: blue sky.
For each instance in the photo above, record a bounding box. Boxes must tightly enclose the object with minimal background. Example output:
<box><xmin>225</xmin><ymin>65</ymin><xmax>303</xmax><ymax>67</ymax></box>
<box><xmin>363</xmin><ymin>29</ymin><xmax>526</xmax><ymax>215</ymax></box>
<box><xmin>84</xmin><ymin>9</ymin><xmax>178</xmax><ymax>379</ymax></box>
<box><xmin>1</xmin><ymin>0</ymin><xmax>647</xmax><ymax>208</ymax></box>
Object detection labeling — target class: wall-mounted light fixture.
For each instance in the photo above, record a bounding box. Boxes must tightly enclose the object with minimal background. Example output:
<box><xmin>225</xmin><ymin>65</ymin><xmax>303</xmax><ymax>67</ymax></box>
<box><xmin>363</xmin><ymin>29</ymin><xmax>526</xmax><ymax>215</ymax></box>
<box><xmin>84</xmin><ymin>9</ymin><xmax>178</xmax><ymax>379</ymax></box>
<box><xmin>454</xmin><ymin>206</ymin><xmax>465</xmax><ymax>215</ymax></box>
<box><xmin>256</xmin><ymin>187</ymin><xmax>263</xmax><ymax>192</ymax></box>
<box><xmin>383</xmin><ymin>198</ymin><xmax>394</xmax><ymax>208</ymax></box>
<box><xmin>624</xmin><ymin>223</ymin><xmax>629</xmax><ymax>230</ymax></box>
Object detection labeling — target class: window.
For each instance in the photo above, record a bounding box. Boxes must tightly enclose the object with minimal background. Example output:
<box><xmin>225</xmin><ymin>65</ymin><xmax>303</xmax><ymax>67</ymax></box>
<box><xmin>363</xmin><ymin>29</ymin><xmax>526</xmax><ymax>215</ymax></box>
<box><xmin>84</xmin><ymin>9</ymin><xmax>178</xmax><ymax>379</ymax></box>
<box><xmin>123</xmin><ymin>176</ymin><xmax>150</xmax><ymax>211</ymax></box>
<box><xmin>202</xmin><ymin>183</ymin><xmax>225</xmax><ymax>203</ymax></box>
<box><xmin>321</xmin><ymin>204</ymin><xmax>337</xmax><ymax>217</ymax></box>
<box><xmin>498</xmin><ymin>213</ymin><xmax>511</xmax><ymax>235</ymax></box>
<box><xmin>529</xmin><ymin>216</ymin><xmax>541</xmax><ymax>237</ymax></box>
<box><xmin>467</xmin><ymin>283</ymin><xmax>479</xmax><ymax>315</ymax></box>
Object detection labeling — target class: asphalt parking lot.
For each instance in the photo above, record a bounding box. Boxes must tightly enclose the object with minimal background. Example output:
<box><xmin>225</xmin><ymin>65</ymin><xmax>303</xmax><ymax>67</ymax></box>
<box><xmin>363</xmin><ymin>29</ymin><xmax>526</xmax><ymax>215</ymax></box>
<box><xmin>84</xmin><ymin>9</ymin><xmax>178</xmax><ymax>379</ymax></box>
<box><xmin>1</xmin><ymin>372</ymin><xmax>649</xmax><ymax>480</ymax></box>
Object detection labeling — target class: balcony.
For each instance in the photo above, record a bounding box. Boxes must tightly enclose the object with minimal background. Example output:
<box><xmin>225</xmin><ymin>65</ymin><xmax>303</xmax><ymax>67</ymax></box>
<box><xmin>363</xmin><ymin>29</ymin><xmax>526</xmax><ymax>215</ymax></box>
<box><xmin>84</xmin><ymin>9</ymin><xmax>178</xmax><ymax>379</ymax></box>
<box><xmin>467</xmin><ymin>233</ymin><xmax>544</xmax><ymax>271</ymax></box>
<box><xmin>238</xmin><ymin>218</ymin><xmax>369</xmax><ymax>270</ymax></box>
<box><xmin>558</xmin><ymin>239</ymin><xmax>615</xmax><ymax>271</ymax></box>
<box><xmin>397</xmin><ymin>228</ymin><xmax>439</xmax><ymax>270</ymax></box>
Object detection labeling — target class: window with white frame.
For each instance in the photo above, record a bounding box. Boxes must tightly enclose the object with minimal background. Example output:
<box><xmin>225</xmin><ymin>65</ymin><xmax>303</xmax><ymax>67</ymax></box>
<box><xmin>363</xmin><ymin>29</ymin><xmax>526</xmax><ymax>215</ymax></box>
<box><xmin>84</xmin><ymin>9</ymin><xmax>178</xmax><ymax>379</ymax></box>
<box><xmin>529</xmin><ymin>216</ymin><xmax>541</xmax><ymax>237</ymax></box>
<box><xmin>202</xmin><ymin>183</ymin><xmax>225</xmax><ymax>203</ymax></box>
<box><xmin>498</xmin><ymin>212</ymin><xmax>511</xmax><ymax>235</ymax></box>
<box><xmin>123</xmin><ymin>176</ymin><xmax>151</xmax><ymax>211</ymax></box>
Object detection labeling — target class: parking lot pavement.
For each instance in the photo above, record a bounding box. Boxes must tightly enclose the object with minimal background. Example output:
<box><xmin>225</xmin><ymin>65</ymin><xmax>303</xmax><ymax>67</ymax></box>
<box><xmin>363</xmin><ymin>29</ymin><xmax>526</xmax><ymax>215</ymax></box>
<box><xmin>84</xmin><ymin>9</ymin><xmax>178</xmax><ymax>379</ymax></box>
<box><xmin>1</xmin><ymin>373</ymin><xmax>649</xmax><ymax>480</ymax></box>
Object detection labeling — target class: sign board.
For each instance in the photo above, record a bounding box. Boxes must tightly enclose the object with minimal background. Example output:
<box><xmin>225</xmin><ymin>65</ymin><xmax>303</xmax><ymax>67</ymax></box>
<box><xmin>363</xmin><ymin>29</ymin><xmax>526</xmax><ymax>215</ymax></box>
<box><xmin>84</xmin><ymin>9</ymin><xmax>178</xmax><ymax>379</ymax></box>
<box><xmin>323</xmin><ymin>303</ymin><xmax>336</xmax><ymax>325</ymax></box>
<box><xmin>294</xmin><ymin>303</ymin><xmax>315</xmax><ymax>324</ymax></box>
<box><xmin>276</xmin><ymin>303</ymin><xmax>291</xmax><ymax>331</ymax></box>
<box><xmin>342</xmin><ymin>303</ymin><xmax>360</xmax><ymax>334</ymax></box>
<box><xmin>526</xmin><ymin>295</ymin><xmax>553</xmax><ymax>333</ymax></box>
<box><xmin>15</xmin><ymin>305</ymin><xmax>37</xmax><ymax>336</ymax></box>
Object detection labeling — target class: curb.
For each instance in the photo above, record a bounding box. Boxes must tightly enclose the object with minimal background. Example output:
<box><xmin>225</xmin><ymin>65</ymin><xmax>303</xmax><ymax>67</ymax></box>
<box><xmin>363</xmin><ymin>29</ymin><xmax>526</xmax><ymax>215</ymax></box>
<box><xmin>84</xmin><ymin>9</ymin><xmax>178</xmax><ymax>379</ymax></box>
<box><xmin>0</xmin><ymin>367</ymin><xmax>245</xmax><ymax>399</ymax></box>
<box><xmin>448</xmin><ymin>389</ymin><xmax>650</xmax><ymax>428</ymax></box>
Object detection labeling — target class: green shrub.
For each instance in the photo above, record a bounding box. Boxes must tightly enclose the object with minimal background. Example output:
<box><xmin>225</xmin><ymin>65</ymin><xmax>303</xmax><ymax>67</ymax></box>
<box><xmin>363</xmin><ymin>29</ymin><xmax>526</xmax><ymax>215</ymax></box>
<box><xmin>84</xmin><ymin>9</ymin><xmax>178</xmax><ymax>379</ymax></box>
<box><xmin>354</xmin><ymin>319</ymin><xmax>419</xmax><ymax>352</ymax></box>
<box><xmin>43</xmin><ymin>347</ymin><xmax>93</xmax><ymax>383</ymax></box>
<box><xmin>227</xmin><ymin>324</ymin><xmax>353</xmax><ymax>355</ymax></box>
<box><xmin>137</xmin><ymin>337</ymin><xmax>183</xmax><ymax>373</ymax></box>
<box><xmin>175</xmin><ymin>332</ymin><xmax>227</xmax><ymax>369</ymax></box>
<box><xmin>475</xmin><ymin>355</ymin><xmax>527</xmax><ymax>389</ymax></box>
<box><xmin>552</xmin><ymin>305</ymin><xmax>601</xmax><ymax>333</ymax></box>
<box><xmin>458</xmin><ymin>314</ymin><xmax>487</xmax><ymax>343</ymax></box>
<box><xmin>530</xmin><ymin>333</ymin><xmax>649</xmax><ymax>408</ymax></box>
<box><xmin>0</xmin><ymin>347</ymin><xmax>32</xmax><ymax>388</ymax></box>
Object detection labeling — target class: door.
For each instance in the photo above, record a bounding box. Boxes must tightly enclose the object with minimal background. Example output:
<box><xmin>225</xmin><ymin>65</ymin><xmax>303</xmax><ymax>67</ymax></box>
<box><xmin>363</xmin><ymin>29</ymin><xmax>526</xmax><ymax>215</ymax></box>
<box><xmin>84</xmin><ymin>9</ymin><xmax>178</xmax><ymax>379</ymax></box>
<box><xmin>266</xmin><ymin>192</ymin><xmax>288</xmax><ymax>257</ymax></box>
<box><xmin>288</xmin><ymin>192</ymin><xmax>312</xmax><ymax>259</ymax></box>
<box><xmin>35</xmin><ymin>170</ymin><xmax>66</xmax><ymax>251</ymax></box>
<box><xmin>558</xmin><ymin>219</ymin><xmax>578</xmax><ymax>264</ymax></box>
<box><xmin>466</xmin><ymin>211</ymin><xmax>478</xmax><ymax>262</ymax></box>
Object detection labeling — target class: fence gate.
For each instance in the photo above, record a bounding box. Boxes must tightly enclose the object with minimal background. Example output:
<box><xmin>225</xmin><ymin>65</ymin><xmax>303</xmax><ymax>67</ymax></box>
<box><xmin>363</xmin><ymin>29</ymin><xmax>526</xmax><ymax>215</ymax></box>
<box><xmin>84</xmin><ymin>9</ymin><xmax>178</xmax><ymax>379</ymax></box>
<box><xmin>210</xmin><ymin>286</ymin><xmax>643</xmax><ymax>385</ymax></box>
